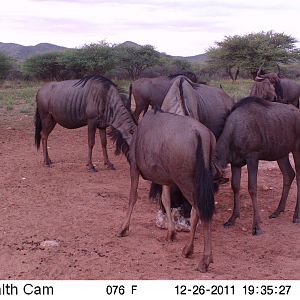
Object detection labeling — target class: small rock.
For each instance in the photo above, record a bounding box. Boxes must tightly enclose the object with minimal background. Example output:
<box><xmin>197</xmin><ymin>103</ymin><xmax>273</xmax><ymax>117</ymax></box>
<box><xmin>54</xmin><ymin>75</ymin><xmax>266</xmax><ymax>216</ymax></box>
<box><xmin>40</xmin><ymin>240</ymin><xmax>60</xmax><ymax>247</ymax></box>
<box><xmin>261</xmin><ymin>185</ymin><xmax>273</xmax><ymax>191</ymax></box>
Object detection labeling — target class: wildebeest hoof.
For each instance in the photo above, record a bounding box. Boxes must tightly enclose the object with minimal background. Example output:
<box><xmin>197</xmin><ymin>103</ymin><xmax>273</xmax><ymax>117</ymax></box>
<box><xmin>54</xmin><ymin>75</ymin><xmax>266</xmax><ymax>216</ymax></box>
<box><xmin>105</xmin><ymin>163</ymin><xmax>116</xmax><ymax>170</ymax></box>
<box><xmin>269</xmin><ymin>212</ymin><xmax>279</xmax><ymax>219</ymax></box>
<box><xmin>87</xmin><ymin>166</ymin><xmax>98</xmax><ymax>172</ymax></box>
<box><xmin>44</xmin><ymin>160</ymin><xmax>52</xmax><ymax>167</ymax></box>
<box><xmin>182</xmin><ymin>245</ymin><xmax>193</xmax><ymax>258</ymax></box>
<box><xmin>196</xmin><ymin>264</ymin><xmax>208</xmax><ymax>273</ymax></box>
<box><xmin>196</xmin><ymin>254</ymin><xmax>213</xmax><ymax>272</ymax></box>
<box><xmin>166</xmin><ymin>231</ymin><xmax>176</xmax><ymax>242</ymax></box>
<box><xmin>117</xmin><ymin>228</ymin><xmax>129</xmax><ymax>237</ymax></box>
<box><xmin>252</xmin><ymin>227</ymin><xmax>263</xmax><ymax>235</ymax></box>
<box><xmin>293</xmin><ymin>217</ymin><xmax>300</xmax><ymax>223</ymax></box>
<box><xmin>269</xmin><ymin>209</ymin><xmax>283</xmax><ymax>219</ymax></box>
<box><xmin>223</xmin><ymin>220</ymin><xmax>235</xmax><ymax>227</ymax></box>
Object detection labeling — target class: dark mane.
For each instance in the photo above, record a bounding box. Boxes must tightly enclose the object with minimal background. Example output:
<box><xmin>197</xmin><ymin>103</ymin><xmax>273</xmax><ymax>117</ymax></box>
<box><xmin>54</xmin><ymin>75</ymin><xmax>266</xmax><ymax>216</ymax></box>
<box><xmin>108</xmin><ymin>127</ymin><xmax>130</xmax><ymax>162</ymax></box>
<box><xmin>232</xmin><ymin>96</ymin><xmax>272</xmax><ymax>112</ymax></box>
<box><xmin>74</xmin><ymin>75</ymin><xmax>117</xmax><ymax>88</ymax></box>
<box><xmin>168</xmin><ymin>71</ymin><xmax>197</xmax><ymax>83</ymax></box>
<box><xmin>168</xmin><ymin>73</ymin><xmax>188</xmax><ymax>79</ymax></box>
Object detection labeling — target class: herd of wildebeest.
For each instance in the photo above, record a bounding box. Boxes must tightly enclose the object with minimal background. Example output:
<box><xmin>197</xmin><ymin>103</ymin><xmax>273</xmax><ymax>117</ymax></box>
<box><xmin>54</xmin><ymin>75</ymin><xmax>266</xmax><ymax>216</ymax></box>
<box><xmin>33</xmin><ymin>69</ymin><xmax>300</xmax><ymax>272</ymax></box>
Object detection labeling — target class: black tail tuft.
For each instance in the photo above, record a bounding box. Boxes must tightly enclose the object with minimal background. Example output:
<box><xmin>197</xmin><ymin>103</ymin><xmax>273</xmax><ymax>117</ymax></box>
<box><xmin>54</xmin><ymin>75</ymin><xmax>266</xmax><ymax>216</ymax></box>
<box><xmin>194</xmin><ymin>136</ymin><xmax>215</xmax><ymax>222</ymax></box>
<box><xmin>149</xmin><ymin>183</ymin><xmax>162</xmax><ymax>201</ymax></box>
<box><xmin>34</xmin><ymin>108</ymin><xmax>42</xmax><ymax>150</ymax></box>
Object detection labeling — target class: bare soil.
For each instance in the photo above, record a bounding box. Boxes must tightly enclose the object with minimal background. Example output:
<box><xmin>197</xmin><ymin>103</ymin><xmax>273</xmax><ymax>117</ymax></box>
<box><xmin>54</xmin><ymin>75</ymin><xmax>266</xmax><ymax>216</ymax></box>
<box><xmin>0</xmin><ymin>111</ymin><xmax>299</xmax><ymax>280</ymax></box>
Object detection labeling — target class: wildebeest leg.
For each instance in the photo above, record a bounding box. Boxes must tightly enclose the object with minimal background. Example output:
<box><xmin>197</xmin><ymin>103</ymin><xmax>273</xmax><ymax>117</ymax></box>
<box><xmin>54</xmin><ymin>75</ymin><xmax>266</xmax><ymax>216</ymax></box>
<box><xmin>161</xmin><ymin>185</ymin><xmax>176</xmax><ymax>241</ymax></box>
<box><xmin>247</xmin><ymin>158</ymin><xmax>262</xmax><ymax>235</ymax></box>
<box><xmin>292</xmin><ymin>152</ymin><xmax>300</xmax><ymax>223</ymax></box>
<box><xmin>87</xmin><ymin>120</ymin><xmax>97</xmax><ymax>172</ymax></box>
<box><xmin>224</xmin><ymin>166</ymin><xmax>241</xmax><ymax>227</ymax></box>
<box><xmin>117</xmin><ymin>165</ymin><xmax>140</xmax><ymax>237</ymax></box>
<box><xmin>270</xmin><ymin>157</ymin><xmax>295</xmax><ymax>218</ymax></box>
<box><xmin>41</xmin><ymin>114</ymin><xmax>56</xmax><ymax>166</ymax></box>
<box><xmin>198</xmin><ymin>219</ymin><xmax>213</xmax><ymax>272</ymax></box>
<box><xmin>182</xmin><ymin>207</ymin><xmax>199</xmax><ymax>257</ymax></box>
<box><xmin>99</xmin><ymin>128</ymin><xmax>115</xmax><ymax>170</ymax></box>
<box><xmin>133</xmin><ymin>99</ymin><xmax>149</xmax><ymax>122</ymax></box>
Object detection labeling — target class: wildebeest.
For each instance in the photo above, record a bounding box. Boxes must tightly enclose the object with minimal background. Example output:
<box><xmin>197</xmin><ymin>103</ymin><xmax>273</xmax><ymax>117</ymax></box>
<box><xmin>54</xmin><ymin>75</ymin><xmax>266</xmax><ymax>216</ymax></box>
<box><xmin>35</xmin><ymin>75</ymin><xmax>136</xmax><ymax>171</ymax></box>
<box><xmin>117</xmin><ymin>109</ymin><xmax>218</xmax><ymax>272</ymax></box>
<box><xmin>215</xmin><ymin>97</ymin><xmax>300</xmax><ymax>235</ymax></box>
<box><xmin>250</xmin><ymin>78</ymin><xmax>277</xmax><ymax>101</ymax></box>
<box><xmin>152</xmin><ymin>76</ymin><xmax>233</xmax><ymax>227</ymax></box>
<box><xmin>162</xmin><ymin>76</ymin><xmax>234</xmax><ymax>139</ymax></box>
<box><xmin>128</xmin><ymin>72</ymin><xmax>198</xmax><ymax>121</ymax></box>
<box><xmin>251</xmin><ymin>71</ymin><xmax>300</xmax><ymax>107</ymax></box>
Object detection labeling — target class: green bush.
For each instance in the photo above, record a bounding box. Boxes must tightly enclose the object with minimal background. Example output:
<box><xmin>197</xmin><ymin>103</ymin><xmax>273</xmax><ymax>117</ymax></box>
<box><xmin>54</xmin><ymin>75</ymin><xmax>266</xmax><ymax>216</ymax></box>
<box><xmin>0</xmin><ymin>52</ymin><xmax>14</xmax><ymax>80</ymax></box>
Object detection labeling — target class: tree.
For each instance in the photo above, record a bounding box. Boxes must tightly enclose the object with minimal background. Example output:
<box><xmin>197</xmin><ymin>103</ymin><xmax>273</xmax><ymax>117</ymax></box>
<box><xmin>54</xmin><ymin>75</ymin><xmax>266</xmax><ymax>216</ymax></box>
<box><xmin>0</xmin><ymin>52</ymin><xmax>14</xmax><ymax>80</ymax></box>
<box><xmin>207</xmin><ymin>31</ymin><xmax>300</xmax><ymax>80</ymax></box>
<box><xmin>71</xmin><ymin>42</ymin><xmax>117</xmax><ymax>76</ymax></box>
<box><xmin>116</xmin><ymin>45</ymin><xmax>160</xmax><ymax>79</ymax></box>
<box><xmin>23</xmin><ymin>42</ymin><xmax>117</xmax><ymax>80</ymax></box>
<box><xmin>23</xmin><ymin>52</ymin><xmax>65</xmax><ymax>80</ymax></box>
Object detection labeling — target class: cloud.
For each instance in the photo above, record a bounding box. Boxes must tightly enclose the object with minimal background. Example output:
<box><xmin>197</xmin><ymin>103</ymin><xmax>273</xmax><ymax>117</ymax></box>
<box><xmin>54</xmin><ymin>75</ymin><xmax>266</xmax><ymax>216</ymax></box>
<box><xmin>1</xmin><ymin>0</ymin><xmax>300</xmax><ymax>55</ymax></box>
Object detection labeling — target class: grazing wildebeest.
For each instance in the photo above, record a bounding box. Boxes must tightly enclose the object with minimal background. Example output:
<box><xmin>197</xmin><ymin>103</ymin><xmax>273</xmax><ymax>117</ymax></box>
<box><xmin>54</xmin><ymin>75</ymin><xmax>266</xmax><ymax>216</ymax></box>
<box><xmin>35</xmin><ymin>75</ymin><xmax>136</xmax><ymax>171</ymax></box>
<box><xmin>215</xmin><ymin>97</ymin><xmax>300</xmax><ymax>235</ymax></box>
<box><xmin>152</xmin><ymin>76</ymin><xmax>233</xmax><ymax>228</ymax></box>
<box><xmin>252</xmin><ymin>71</ymin><xmax>300</xmax><ymax>107</ymax></box>
<box><xmin>128</xmin><ymin>71</ymin><xmax>198</xmax><ymax>121</ymax></box>
<box><xmin>117</xmin><ymin>109</ymin><xmax>218</xmax><ymax>272</ymax></box>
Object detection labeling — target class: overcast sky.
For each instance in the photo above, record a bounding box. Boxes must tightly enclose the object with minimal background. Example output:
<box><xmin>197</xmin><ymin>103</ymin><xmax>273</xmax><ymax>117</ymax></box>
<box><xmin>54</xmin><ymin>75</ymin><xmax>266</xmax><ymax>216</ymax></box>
<box><xmin>1</xmin><ymin>0</ymin><xmax>299</xmax><ymax>56</ymax></box>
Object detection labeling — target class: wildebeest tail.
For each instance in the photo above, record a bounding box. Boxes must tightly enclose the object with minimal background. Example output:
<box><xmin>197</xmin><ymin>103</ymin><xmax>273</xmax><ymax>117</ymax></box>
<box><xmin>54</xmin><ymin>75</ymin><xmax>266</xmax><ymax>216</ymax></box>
<box><xmin>34</xmin><ymin>107</ymin><xmax>42</xmax><ymax>150</ymax></box>
<box><xmin>195</xmin><ymin>135</ymin><xmax>215</xmax><ymax>222</ymax></box>
<box><xmin>149</xmin><ymin>183</ymin><xmax>162</xmax><ymax>201</ymax></box>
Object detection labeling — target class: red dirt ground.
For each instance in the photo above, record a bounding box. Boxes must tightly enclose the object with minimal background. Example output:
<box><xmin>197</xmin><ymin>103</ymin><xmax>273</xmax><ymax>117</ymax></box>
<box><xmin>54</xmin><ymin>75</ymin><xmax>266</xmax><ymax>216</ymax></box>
<box><xmin>0</xmin><ymin>111</ymin><xmax>299</xmax><ymax>280</ymax></box>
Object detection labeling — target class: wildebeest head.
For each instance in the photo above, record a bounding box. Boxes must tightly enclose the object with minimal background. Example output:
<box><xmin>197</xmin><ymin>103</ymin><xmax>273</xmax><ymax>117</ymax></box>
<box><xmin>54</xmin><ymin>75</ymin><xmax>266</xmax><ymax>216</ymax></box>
<box><xmin>168</xmin><ymin>71</ymin><xmax>198</xmax><ymax>83</ymax></box>
<box><xmin>250</xmin><ymin>79</ymin><xmax>277</xmax><ymax>101</ymax></box>
<box><xmin>255</xmin><ymin>72</ymin><xmax>280</xmax><ymax>85</ymax></box>
<box><xmin>251</xmin><ymin>70</ymin><xmax>283</xmax><ymax>101</ymax></box>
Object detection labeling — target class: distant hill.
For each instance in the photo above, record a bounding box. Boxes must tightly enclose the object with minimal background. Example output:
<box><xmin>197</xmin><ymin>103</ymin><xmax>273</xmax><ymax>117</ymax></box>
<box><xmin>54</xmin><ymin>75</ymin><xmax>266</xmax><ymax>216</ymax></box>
<box><xmin>118</xmin><ymin>41</ymin><xmax>208</xmax><ymax>62</ymax></box>
<box><xmin>0</xmin><ymin>42</ymin><xmax>67</xmax><ymax>60</ymax></box>
<box><xmin>0</xmin><ymin>41</ymin><xmax>208</xmax><ymax>62</ymax></box>
<box><xmin>117</xmin><ymin>41</ymin><xmax>142</xmax><ymax>49</ymax></box>
<box><xmin>184</xmin><ymin>53</ymin><xmax>208</xmax><ymax>62</ymax></box>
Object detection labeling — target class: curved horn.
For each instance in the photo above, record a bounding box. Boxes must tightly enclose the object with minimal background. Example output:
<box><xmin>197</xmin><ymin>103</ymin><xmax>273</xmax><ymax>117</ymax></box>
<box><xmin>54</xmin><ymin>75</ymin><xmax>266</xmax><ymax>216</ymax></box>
<box><xmin>255</xmin><ymin>76</ymin><xmax>265</xmax><ymax>82</ymax></box>
<box><xmin>257</xmin><ymin>63</ymin><xmax>264</xmax><ymax>77</ymax></box>
<box><xmin>276</xmin><ymin>63</ymin><xmax>281</xmax><ymax>77</ymax></box>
